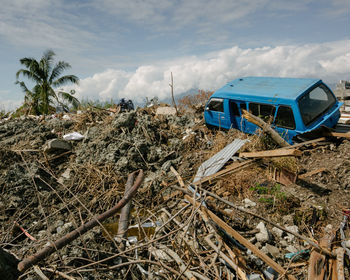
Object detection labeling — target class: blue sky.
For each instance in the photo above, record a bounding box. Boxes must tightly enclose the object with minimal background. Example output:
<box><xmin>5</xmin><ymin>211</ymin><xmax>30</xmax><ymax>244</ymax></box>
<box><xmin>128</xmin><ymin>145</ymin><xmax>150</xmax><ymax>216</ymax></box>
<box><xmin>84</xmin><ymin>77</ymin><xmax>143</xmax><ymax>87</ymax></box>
<box><xmin>1</xmin><ymin>0</ymin><xmax>350</xmax><ymax>110</ymax></box>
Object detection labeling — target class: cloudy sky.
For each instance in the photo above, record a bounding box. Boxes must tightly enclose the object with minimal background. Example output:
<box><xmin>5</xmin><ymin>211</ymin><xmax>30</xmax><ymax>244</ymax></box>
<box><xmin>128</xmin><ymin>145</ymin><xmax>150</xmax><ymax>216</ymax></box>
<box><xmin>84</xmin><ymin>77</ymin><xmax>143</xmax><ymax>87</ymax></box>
<box><xmin>1</xmin><ymin>0</ymin><xmax>350</xmax><ymax>110</ymax></box>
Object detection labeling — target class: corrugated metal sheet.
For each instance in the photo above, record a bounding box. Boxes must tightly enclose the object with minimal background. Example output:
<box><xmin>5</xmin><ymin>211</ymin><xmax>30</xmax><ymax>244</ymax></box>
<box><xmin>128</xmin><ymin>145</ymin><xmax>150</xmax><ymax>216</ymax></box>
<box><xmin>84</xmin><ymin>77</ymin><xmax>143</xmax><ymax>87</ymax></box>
<box><xmin>193</xmin><ymin>139</ymin><xmax>249</xmax><ymax>183</ymax></box>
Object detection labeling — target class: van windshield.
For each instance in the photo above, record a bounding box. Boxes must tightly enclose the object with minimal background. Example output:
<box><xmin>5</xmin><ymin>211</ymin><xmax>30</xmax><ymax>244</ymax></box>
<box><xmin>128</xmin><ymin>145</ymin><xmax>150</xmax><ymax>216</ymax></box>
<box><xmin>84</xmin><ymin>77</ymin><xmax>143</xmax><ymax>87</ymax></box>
<box><xmin>298</xmin><ymin>84</ymin><xmax>336</xmax><ymax>126</ymax></box>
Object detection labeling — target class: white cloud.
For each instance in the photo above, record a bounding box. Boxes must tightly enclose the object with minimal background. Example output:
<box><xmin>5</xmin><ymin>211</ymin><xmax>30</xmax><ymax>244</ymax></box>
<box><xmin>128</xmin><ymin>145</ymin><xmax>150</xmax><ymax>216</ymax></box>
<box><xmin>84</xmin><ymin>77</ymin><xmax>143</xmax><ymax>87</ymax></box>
<box><xmin>73</xmin><ymin>40</ymin><xmax>350</xmax><ymax>103</ymax></box>
<box><xmin>0</xmin><ymin>99</ymin><xmax>22</xmax><ymax>111</ymax></box>
<box><xmin>71</xmin><ymin>69</ymin><xmax>132</xmax><ymax>101</ymax></box>
<box><xmin>0</xmin><ymin>0</ymin><xmax>95</xmax><ymax>50</ymax></box>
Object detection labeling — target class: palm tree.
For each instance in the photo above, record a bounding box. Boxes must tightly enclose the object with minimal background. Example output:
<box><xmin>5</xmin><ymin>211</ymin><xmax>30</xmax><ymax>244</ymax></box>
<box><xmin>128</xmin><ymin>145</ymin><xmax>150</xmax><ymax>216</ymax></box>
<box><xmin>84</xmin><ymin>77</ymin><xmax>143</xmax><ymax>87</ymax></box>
<box><xmin>16</xmin><ymin>50</ymin><xmax>80</xmax><ymax>115</ymax></box>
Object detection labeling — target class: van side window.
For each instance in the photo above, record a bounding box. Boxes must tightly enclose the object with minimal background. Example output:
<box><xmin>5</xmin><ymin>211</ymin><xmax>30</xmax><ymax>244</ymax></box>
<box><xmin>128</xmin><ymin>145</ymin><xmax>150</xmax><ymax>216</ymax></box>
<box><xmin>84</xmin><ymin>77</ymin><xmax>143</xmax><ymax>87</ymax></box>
<box><xmin>240</xmin><ymin>103</ymin><xmax>247</xmax><ymax>112</ymax></box>
<box><xmin>207</xmin><ymin>98</ymin><xmax>224</xmax><ymax>112</ymax></box>
<box><xmin>249</xmin><ymin>103</ymin><xmax>276</xmax><ymax>121</ymax></box>
<box><xmin>230</xmin><ymin>101</ymin><xmax>240</xmax><ymax>116</ymax></box>
<box><xmin>275</xmin><ymin>106</ymin><xmax>295</xmax><ymax>129</ymax></box>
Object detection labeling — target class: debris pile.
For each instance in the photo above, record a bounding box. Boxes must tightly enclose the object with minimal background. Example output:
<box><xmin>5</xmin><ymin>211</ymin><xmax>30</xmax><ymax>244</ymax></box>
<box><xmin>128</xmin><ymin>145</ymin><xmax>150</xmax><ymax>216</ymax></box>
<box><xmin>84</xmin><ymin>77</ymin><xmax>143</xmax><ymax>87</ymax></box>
<box><xmin>0</xmin><ymin>105</ymin><xmax>349</xmax><ymax>279</ymax></box>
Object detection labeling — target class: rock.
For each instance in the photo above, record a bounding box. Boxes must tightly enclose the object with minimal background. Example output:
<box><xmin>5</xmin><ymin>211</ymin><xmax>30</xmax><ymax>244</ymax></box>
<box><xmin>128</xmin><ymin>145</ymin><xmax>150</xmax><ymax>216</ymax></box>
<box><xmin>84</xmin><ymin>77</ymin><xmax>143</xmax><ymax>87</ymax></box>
<box><xmin>113</xmin><ymin>112</ymin><xmax>136</xmax><ymax>128</ymax></box>
<box><xmin>56</xmin><ymin>226</ymin><xmax>63</xmax><ymax>234</ymax></box>
<box><xmin>286</xmin><ymin>245</ymin><xmax>298</xmax><ymax>253</ymax></box>
<box><xmin>243</xmin><ymin>198</ymin><xmax>256</xmax><ymax>208</ymax></box>
<box><xmin>346</xmin><ymin>239</ymin><xmax>350</xmax><ymax>248</ymax></box>
<box><xmin>248</xmin><ymin>274</ymin><xmax>262</xmax><ymax>280</ymax></box>
<box><xmin>280</xmin><ymin>240</ymin><xmax>289</xmax><ymax>248</ymax></box>
<box><xmin>265</xmin><ymin>244</ymin><xmax>280</xmax><ymax>259</ymax></box>
<box><xmin>58</xmin><ymin>168</ymin><xmax>72</xmax><ymax>184</ymax></box>
<box><xmin>282</xmin><ymin>214</ymin><xmax>294</xmax><ymax>225</ymax></box>
<box><xmin>44</xmin><ymin>138</ymin><xmax>71</xmax><ymax>152</ymax></box>
<box><xmin>272</xmin><ymin>227</ymin><xmax>283</xmax><ymax>238</ymax></box>
<box><xmin>223</xmin><ymin>209</ymin><xmax>233</xmax><ymax>215</ymax></box>
<box><xmin>256</xmin><ymin>222</ymin><xmax>270</xmax><ymax>243</ymax></box>
<box><xmin>284</xmin><ymin>225</ymin><xmax>298</xmax><ymax>242</ymax></box>
<box><xmin>263</xmin><ymin>267</ymin><xmax>279</xmax><ymax>280</ymax></box>
<box><xmin>156</xmin><ymin>106</ymin><xmax>177</xmax><ymax>115</ymax></box>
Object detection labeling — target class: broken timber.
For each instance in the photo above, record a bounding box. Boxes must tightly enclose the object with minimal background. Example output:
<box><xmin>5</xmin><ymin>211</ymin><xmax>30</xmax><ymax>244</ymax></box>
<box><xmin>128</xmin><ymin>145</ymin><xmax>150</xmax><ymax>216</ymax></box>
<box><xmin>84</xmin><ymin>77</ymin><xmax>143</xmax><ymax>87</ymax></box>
<box><xmin>17</xmin><ymin>170</ymin><xmax>144</xmax><ymax>274</ymax></box>
<box><xmin>239</xmin><ymin>148</ymin><xmax>302</xmax><ymax>158</ymax></box>
<box><xmin>185</xmin><ymin>195</ymin><xmax>297</xmax><ymax>280</ymax></box>
<box><xmin>298</xmin><ymin>168</ymin><xmax>326</xmax><ymax>180</ymax></box>
<box><xmin>242</xmin><ymin>109</ymin><xmax>290</xmax><ymax>147</ymax></box>
<box><xmin>307</xmin><ymin>225</ymin><xmax>335</xmax><ymax>280</ymax></box>
<box><xmin>192</xmin><ymin>160</ymin><xmax>254</xmax><ymax>186</ymax></box>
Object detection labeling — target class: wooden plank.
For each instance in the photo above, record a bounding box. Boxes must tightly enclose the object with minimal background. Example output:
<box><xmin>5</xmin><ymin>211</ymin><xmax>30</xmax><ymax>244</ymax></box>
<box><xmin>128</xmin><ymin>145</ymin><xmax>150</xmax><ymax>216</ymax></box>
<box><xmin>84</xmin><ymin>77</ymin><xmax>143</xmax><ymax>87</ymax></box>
<box><xmin>268</xmin><ymin>166</ymin><xmax>297</xmax><ymax>186</ymax></box>
<box><xmin>239</xmin><ymin>149</ymin><xmax>302</xmax><ymax>158</ymax></box>
<box><xmin>328</xmin><ymin>132</ymin><xmax>350</xmax><ymax>139</ymax></box>
<box><xmin>192</xmin><ymin>160</ymin><xmax>254</xmax><ymax>186</ymax></box>
<box><xmin>185</xmin><ymin>195</ymin><xmax>297</xmax><ymax>280</ymax></box>
<box><xmin>331</xmin><ymin>247</ymin><xmax>345</xmax><ymax>280</ymax></box>
<box><xmin>284</xmin><ymin>137</ymin><xmax>327</xmax><ymax>149</ymax></box>
<box><xmin>307</xmin><ymin>226</ymin><xmax>334</xmax><ymax>280</ymax></box>
<box><xmin>298</xmin><ymin>168</ymin><xmax>326</xmax><ymax>180</ymax></box>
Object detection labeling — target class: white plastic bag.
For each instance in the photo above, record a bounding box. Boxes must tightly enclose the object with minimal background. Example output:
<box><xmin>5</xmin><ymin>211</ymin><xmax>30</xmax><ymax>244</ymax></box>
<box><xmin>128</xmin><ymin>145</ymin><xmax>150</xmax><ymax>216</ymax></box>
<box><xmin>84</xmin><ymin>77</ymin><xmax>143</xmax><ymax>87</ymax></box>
<box><xmin>63</xmin><ymin>132</ymin><xmax>85</xmax><ymax>141</ymax></box>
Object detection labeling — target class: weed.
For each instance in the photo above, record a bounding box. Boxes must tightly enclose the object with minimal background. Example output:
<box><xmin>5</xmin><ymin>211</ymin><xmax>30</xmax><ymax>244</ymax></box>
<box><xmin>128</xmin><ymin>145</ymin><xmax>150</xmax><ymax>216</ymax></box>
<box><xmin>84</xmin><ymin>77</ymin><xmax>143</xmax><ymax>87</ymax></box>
<box><xmin>250</xmin><ymin>183</ymin><xmax>287</xmax><ymax>207</ymax></box>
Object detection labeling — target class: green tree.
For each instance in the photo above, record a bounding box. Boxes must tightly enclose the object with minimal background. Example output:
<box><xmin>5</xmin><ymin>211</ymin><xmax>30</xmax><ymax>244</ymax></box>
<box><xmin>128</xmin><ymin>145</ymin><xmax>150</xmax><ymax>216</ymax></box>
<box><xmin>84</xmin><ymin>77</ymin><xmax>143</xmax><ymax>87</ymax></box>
<box><xmin>16</xmin><ymin>49</ymin><xmax>80</xmax><ymax>115</ymax></box>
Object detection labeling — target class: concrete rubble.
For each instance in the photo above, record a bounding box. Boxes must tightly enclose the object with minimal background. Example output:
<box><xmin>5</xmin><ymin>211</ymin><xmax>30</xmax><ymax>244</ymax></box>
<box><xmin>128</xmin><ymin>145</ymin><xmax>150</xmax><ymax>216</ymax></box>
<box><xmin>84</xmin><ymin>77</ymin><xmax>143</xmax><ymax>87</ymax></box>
<box><xmin>0</xmin><ymin>104</ymin><xmax>349</xmax><ymax>279</ymax></box>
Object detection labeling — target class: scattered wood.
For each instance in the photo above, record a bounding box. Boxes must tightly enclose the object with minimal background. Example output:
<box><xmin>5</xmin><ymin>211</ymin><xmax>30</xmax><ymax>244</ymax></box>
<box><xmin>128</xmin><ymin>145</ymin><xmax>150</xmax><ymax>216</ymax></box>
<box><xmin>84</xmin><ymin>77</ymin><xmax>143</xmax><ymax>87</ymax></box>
<box><xmin>268</xmin><ymin>166</ymin><xmax>297</xmax><ymax>186</ymax></box>
<box><xmin>204</xmin><ymin>235</ymin><xmax>247</xmax><ymax>280</ymax></box>
<box><xmin>171</xmin><ymin>184</ymin><xmax>335</xmax><ymax>258</ymax></box>
<box><xmin>331</xmin><ymin>247</ymin><xmax>345</xmax><ymax>280</ymax></box>
<box><xmin>239</xmin><ymin>148</ymin><xmax>302</xmax><ymax>158</ymax></box>
<box><xmin>17</xmin><ymin>170</ymin><xmax>144</xmax><ymax>273</ymax></box>
<box><xmin>185</xmin><ymin>195</ymin><xmax>297</xmax><ymax>280</ymax></box>
<box><xmin>192</xmin><ymin>160</ymin><xmax>255</xmax><ymax>186</ymax></box>
<box><xmin>242</xmin><ymin>109</ymin><xmax>290</xmax><ymax>147</ymax></box>
<box><xmin>298</xmin><ymin>168</ymin><xmax>326</xmax><ymax>180</ymax></box>
<box><xmin>284</xmin><ymin>137</ymin><xmax>327</xmax><ymax>149</ymax></box>
<box><xmin>326</xmin><ymin>131</ymin><xmax>350</xmax><ymax>139</ymax></box>
<box><xmin>116</xmin><ymin>171</ymin><xmax>136</xmax><ymax>250</ymax></box>
<box><xmin>307</xmin><ymin>225</ymin><xmax>335</xmax><ymax>280</ymax></box>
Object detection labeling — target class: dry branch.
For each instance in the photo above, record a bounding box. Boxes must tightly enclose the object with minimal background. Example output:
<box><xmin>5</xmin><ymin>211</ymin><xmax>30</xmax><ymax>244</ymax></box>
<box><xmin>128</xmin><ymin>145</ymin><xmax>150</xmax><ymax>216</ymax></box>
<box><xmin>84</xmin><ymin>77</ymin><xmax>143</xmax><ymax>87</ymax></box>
<box><xmin>116</xmin><ymin>171</ymin><xmax>136</xmax><ymax>250</ymax></box>
<box><xmin>185</xmin><ymin>195</ymin><xmax>297</xmax><ymax>280</ymax></box>
<box><xmin>171</xmin><ymin>184</ymin><xmax>334</xmax><ymax>258</ymax></box>
<box><xmin>17</xmin><ymin>169</ymin><xmax>144</xmax><ymax>273</ymax></box>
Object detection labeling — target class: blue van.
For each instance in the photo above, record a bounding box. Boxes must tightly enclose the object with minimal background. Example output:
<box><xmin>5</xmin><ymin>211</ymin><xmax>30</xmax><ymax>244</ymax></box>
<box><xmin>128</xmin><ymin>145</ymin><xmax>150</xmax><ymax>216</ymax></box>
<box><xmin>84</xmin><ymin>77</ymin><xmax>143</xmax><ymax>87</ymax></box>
<box><xmin>204</xmin><ymin>77</ymin><xmax>342</xmax><ymax>143</ymax></box>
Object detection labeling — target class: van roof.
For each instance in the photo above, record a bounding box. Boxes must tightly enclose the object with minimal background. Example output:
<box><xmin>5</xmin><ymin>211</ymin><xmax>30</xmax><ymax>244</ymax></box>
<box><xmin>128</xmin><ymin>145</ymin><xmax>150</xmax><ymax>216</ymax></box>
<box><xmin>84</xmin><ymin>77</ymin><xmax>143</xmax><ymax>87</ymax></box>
<box><xmin>211</xmin><ymin>77</ymin><xmax>321</xmax><ymax>105</ymax></box>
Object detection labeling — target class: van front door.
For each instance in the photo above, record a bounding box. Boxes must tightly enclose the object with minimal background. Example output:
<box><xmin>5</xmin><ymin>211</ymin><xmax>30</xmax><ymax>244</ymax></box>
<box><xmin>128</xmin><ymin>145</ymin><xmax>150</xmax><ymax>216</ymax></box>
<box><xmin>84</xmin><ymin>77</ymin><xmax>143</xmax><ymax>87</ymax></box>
<box><xmin>229</xmin><ymin>100</ymin><xmax>245</xmax><ymax>130</ymax></box>
<box><xmin>205</xmin><ymin>98</ymin><xmax>227</xmax><ymax>128</ymax></box>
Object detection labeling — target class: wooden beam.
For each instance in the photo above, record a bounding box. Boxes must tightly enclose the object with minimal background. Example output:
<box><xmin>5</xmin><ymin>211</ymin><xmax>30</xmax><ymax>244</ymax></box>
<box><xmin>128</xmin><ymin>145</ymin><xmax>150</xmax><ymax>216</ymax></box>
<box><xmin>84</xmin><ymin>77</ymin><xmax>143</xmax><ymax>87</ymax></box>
<box><xmin>327</xmin><ymin>131</ymin><xmax>350</xmax><ymax>139</ymax></box>
<box><xmin>192</xmin><ymin>160</ymin><xmax>255</xmax><ymax>185</ymax></box>
<box><xmin>307</xmin><ymin>225</ymin><xmax>334</xmax><ymax>280</ymax></box>
<box><xmin>331</xmin><ymin>247</ymin><xmax>345</xmax><ymax>280</ymax></box>
<box><xmin>239</xmin><ymin>149</ymin><xmax>302</xmax><ymax>158</ymax></box>
<box><xmin>284</xmin><ymin>137</ymin><xmax>327</xmax><ymax>149</ymax></box>
<box><xmin>185</xmin><ymin>195</ymin><xmax>297</xmax><ymax>280</ymax></box>
<box><xmin>298</xmin><ymin>168</ymin><xmax>326</xmax><ymax>180</ymax></box>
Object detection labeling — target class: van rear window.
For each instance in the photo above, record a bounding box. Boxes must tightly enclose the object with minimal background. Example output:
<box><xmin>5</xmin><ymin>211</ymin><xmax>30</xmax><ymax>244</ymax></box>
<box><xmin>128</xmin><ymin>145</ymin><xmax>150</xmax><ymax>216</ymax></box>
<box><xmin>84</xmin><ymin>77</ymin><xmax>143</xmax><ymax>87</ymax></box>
<box><xmin>249</xmin><ymin>103</ymin><xmax>276</xmax><ymax>122</ymax></box>
<box><xmin>298</xmin><ymin>84</ymin><xmax>336</xmax><ymax>126</ymax></box>
<box><xmin>207</xmin><ymin>98</ymin><xmax>224</xmax><ymax>112</ymax></box>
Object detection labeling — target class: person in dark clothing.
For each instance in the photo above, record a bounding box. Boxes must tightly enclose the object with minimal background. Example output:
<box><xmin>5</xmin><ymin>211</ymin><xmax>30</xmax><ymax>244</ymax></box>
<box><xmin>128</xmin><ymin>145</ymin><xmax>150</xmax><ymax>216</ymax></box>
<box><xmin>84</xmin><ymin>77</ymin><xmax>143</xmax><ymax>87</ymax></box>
<box><xmin>118</xmin><ymin>98</ymin><xmax>134</xmax><ymax>112</ymax></box>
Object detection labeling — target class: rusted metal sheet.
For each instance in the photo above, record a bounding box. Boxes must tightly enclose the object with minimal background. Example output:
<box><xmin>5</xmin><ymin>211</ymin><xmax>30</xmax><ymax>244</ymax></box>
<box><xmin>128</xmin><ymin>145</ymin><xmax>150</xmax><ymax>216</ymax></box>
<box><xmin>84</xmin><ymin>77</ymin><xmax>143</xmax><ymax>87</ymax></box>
<box><xmin>193</xmin><ymin>139</ymin><xmax>248</xmax><ymax>183</ymax></box>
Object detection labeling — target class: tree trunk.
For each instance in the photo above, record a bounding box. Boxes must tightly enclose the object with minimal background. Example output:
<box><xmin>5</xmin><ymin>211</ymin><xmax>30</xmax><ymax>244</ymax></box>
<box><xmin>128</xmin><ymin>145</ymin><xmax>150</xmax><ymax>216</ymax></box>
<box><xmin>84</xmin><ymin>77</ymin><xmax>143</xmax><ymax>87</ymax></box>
<box><xmin>242</xmin><ymin>109</ymin><xmax>290</xmax><ymax>147</ymax></box>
